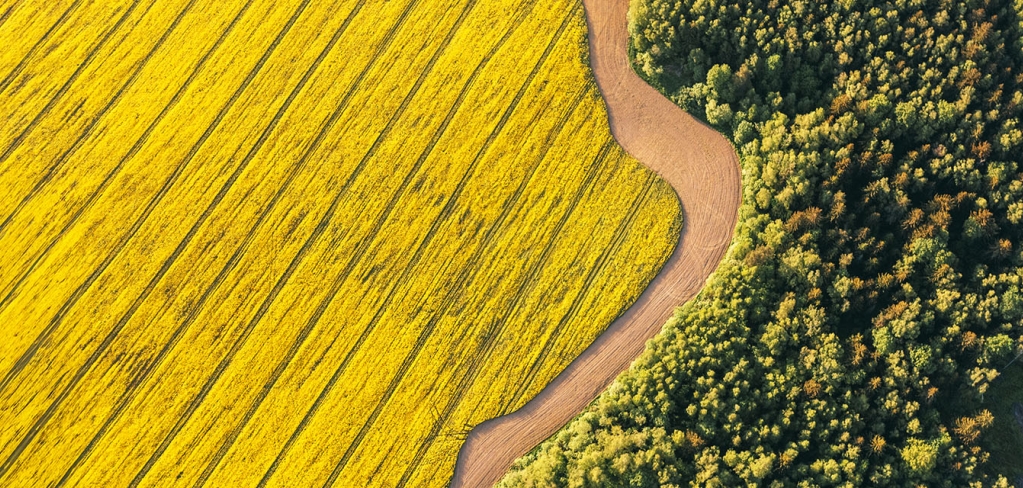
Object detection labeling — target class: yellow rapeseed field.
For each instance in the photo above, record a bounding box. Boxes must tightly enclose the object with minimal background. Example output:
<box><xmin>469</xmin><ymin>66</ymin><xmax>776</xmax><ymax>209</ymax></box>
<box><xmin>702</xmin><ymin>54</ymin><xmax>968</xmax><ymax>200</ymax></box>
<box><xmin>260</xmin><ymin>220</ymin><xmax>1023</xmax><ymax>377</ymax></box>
<box><xmin>0</xmin><ymin>0</ymin><xmax>680</xmax><ymax>486</ymax></box>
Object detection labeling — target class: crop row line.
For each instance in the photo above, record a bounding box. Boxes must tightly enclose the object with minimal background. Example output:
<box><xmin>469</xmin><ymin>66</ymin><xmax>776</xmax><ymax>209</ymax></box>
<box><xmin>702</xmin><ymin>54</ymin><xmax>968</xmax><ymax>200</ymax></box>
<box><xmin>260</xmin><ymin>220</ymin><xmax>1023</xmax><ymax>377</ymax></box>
<box><xmin>118</xmin><ymin>0</ymin><xmax>434</xmax><ymax>483</ymax></box>
<box><xmin>405</xmin><ymin>85</ymin><xmax>595</xmax><ymax>417</ymax></box>
<box><xmin>0</xmin><ymin>0</ymin><xmax>259</xmax><ymax>320</ymax></box>
<box><xmin>0</xmin><ymin>0</ymin><xmax>318</xmax><ymax>477</ymax></box>
<box><xmin>504</xmin><ymin>172</ymin><xmax>657</xmax><ymax>412</ymax></box>
<box><xmin>0</xmin><ymin>1</ymin><xmax>22</xmax><ymax>32</ymax></box>
<box><xmin>192</xmin><ymin>0</ymin><xmax>532</xmax><ymax>480</ymax></box>
<box><xmin>0</xmin><ymin>0</ymin><xmax>84</xmax><ymax>95</ymax></box>
<box><xmin>386</xmin><ymin>86</ymin><xmax>599</xmax><ymax>479</ymax></box>
<box><xmin>49</xmin><ymin>0</ymin><xmax>369</xmax><ymax>485</ymax></box>
<box><xmin>0</xmin><ymin>0</ymin><xmax>202</xmax><ymax>245</ymax></box>
<box><xmin>173</xmin><ymin>0</ymin><xmax>456</xmax><ymax>483</ymax></box>
<box><xmin>0</xmin><ymin>0</ymin><xmax>164</xmax><ymax>395</ymax></box>
<box><xmin>245</xmin><ymin>0</ymin><xmax>567</xmax><ymax>484</ymax></box>
<box><xmin>117</xmin><ymin>0</ymin><xmax>484</xmax><ymax>481</ymax></box>
<box><xmin>0</xmin><ymin>0</ymin><xmax>147</xmax><ymax>169</ymax></box>
<box><xmin>396</xmin><ymin>90</ymin><xmax>601</xmax><ymax>487</ymax></box>
<box><xmin>0</xmin><ymin>0</ymin><xmax>263</xmax><ymax>393</ymax></box>
<box><xmin>320</xmin><ymin>8</ymin><xmax>581</xmax><ymax>486</ymax></box>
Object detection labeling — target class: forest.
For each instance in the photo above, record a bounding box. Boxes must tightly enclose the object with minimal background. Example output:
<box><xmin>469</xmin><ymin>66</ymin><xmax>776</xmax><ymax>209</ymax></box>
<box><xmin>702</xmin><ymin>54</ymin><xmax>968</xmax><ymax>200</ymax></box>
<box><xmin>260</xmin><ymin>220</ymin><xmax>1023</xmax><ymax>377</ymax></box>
<box><xmin>500</xmin><ymin>0</ymin><xmax>1023</xmax><ymax>485</ymax></box>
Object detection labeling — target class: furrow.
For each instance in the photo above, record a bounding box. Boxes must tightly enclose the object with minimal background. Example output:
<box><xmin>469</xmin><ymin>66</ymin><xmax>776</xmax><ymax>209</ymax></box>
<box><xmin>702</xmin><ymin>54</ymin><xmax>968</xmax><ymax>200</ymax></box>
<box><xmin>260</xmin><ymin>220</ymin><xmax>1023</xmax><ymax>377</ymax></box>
<box><xmin>0</xmin><ymin>1</ymin><xmax>21</xmax><ymax>31</ymax></box>
<box><xmin>50</xmin><ymin>2</ymin><xmax>369</xmax><ymax>485</ymax></box>
<box><xmin>0</xmin><ymin>0</ymin><xmax>85</xmax><ymax>94</ymax></box>
<box><xmin>202</xmin><ymin>1</ymin><xmax>544</xmax><ymax>484</ymax></box>
<box><xmin>0</xmin><ymin>0</ymin><xmax>202</xmax><ymax>241</ymax></box>
<box><xmin>122</xmin><ymin>0</ymin><xmax>439</xmax><ymax>483</ymax></box>
<box><xmin>395</xmin><ymin>113</ymin><xmax>603</xmax><ymax>488</ymax></box>
<box><xmin>0</xmin><ymin>0</ymin><xmax>318</xmax><ymax>475</ymax></box>
<box><xmin>104</xmin><ymin>0</ymin><xmax>370</xmax><ymax>481</ymax></box>
<box><xmin>321</xmin><ymin>8</ymin><xmax>580</xmax><ymax>485</ymax></box>
<box><xmin>0</xmin><ymin>0</ymin><xmax>153</xmax><ymax>390</ymax></box>
<box><xmin>505</xmin><ymin>172</ymin><xmax>656</xmax><ymax>409</ymax></box>
<box><xmin>362</xmin><ymin>81</ymin><xmax>594</xmax><ymax>488</ymax></box>
<box><xmin>255</xmin><ymin>3</ymin><xmax>566</xmax><ymax>484</ymax></box>
<box><xmin>0</xmin><ymin>0</ymin><xmax>146</xmax><ymax>165</ymax></box>
<box><xmin>0</xmin><ymin>0</ymin><xmax>258</xmax><ymax>392</ymax></box>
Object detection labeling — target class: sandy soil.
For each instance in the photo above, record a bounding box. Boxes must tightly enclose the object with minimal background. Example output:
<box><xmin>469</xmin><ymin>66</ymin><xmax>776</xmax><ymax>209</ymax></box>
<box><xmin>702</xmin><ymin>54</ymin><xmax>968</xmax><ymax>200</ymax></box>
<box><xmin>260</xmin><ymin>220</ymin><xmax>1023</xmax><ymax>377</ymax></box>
<box><xmin>450</xmin><ymin>0</ymin><xmax>741</xmax><ymax>486</ymax></box>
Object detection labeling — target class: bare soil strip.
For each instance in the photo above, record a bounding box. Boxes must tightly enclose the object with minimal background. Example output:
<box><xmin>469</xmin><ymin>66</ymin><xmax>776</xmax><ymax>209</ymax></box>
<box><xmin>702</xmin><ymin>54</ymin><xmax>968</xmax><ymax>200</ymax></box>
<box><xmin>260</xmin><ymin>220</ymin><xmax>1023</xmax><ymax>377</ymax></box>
<box><xmin>450</xmin><ymin>0</ymin><xmax>741</xmax><ymax>485</ymax></box>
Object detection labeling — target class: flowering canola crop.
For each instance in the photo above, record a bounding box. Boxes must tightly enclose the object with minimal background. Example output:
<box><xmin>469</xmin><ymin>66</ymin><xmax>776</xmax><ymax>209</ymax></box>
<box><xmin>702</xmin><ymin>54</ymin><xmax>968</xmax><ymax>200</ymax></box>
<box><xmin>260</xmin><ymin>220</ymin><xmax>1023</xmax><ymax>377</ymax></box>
<box><xmin>0</xmin><ymin>0</ymin><xmax>681</xmax><ymax>485</ymax></box>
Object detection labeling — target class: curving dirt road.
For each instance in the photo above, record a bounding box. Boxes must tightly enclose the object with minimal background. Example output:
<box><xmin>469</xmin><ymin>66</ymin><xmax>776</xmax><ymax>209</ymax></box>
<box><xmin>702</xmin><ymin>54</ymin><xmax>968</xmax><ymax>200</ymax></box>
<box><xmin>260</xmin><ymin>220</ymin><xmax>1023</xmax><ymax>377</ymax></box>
<box><xmin>450</xmin><ymin>0</ymin><xmax>741</xmax><ymax>486</ymax></box>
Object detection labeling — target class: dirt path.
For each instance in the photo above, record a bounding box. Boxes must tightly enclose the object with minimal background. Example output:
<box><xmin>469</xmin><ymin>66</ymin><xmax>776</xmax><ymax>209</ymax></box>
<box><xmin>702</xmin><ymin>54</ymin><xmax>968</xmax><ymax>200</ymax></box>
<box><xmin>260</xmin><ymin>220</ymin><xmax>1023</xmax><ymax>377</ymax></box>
<box><xmin>450</xmin><ymin>0</ymin><xmax>740</xmax><ymax>486</ymax></box>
